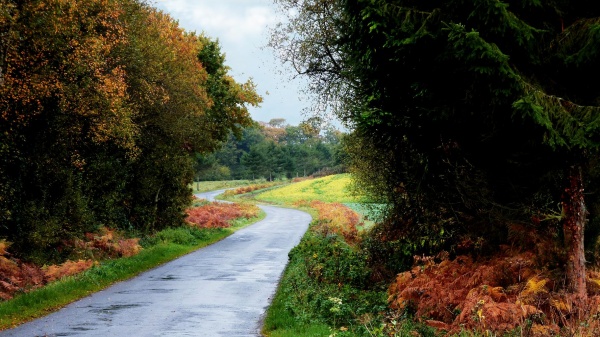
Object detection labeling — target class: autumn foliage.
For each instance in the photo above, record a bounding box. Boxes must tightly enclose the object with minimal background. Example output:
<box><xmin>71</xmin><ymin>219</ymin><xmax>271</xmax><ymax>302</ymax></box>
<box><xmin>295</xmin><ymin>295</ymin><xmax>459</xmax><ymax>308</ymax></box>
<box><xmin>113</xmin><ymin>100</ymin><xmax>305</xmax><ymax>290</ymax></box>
<box><xmin>72</xmin><ymin>227</ymin><xmax>142</xmax><ymax>260</ymax></box>
<box><xmin>0</xmin><ymin>0</ymin><xmax>259</xmax><ymax>262</ymax></box>
<box><xmin>0</xmin><ymin>241</ymin><xmax>45</xmax><ymax>301</ymax></box>
<box><xmin>185</xmin><ymin>200</ymin><xmax>260</xmax><ymax>228</ymax></box>
<box><xmin>296</xmin><ymin>200</ymin><xmax>361</xmax><ymax>245</ymax></box>
<box><xmin>387</xmin><ymin>244</ymin><xmax>600</xmax><ymax>336</ymax></box>
<box><xmin>0</xmin><ymin>230</ymin><xmax>141</xmax><ymax>300</ymax></box>
<box><xmin>43</xmin><ymin>260</ymin><xmax>96</xmax><ymax>284</ymax></box>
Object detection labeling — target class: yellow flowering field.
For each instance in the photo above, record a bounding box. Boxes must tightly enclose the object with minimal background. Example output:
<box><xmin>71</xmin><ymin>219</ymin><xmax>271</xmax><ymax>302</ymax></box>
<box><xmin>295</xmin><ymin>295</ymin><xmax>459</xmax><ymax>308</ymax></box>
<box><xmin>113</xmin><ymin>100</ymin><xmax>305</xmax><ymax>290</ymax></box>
<box><xmin>255</xmin><ymin>174</ymin><xmax>365</xmax><ymax>203</ymax></box>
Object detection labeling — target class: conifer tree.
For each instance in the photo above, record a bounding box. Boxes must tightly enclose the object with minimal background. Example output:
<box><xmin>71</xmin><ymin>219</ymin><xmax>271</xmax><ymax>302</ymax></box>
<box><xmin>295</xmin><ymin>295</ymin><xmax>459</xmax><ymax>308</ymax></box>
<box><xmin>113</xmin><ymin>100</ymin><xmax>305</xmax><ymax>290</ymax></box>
<box><xmin>271</xmin><ymin>0</ymin><xmax>600</xmax><ymax>303</ymax></box>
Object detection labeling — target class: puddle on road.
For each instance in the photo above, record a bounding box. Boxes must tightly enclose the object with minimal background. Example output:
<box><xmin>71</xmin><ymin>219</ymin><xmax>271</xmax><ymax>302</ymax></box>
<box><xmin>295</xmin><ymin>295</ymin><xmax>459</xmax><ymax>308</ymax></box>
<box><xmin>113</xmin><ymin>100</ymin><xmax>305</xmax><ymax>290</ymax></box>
<box><xmin>146</xmin><ymin>274</ymin><xmax>180</xmax><ymax>281</ymax></box>
<box><xmin>69</xmin><ymin>326</ymin><xmax>95</xmax><ymax>331</ymax></box>
<box><xmin>158</xmin><ymin>275</ymin><xmax>179</xmax><ymax>281</ymax></box>
<box><xmin>89</xmin><ymin>303</ymin><xmax>144</xmax><ymax>315</ymax></box>
<box><xmin>116</xmin><ymin>288</ymin><xmax>175</xmax><ymax>294</ymax></box>
<box><xmin>205</xmin><ymin>276</ymin><xmax>236</xmax><ymax>281</ymax></box>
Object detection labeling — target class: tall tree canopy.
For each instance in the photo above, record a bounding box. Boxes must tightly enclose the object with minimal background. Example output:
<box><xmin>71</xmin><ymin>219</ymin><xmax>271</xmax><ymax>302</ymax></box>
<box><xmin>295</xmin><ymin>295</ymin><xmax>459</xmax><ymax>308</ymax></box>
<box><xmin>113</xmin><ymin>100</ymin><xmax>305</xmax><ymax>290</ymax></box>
<box><xmin>271</xmin><ymin>0</ymin><xmax>600</xmax><ymax>301</ymax></box>
<box><xmin>0</xmin><ymin>0</ymin><xmax>259</xmax><ymax>262</ymax></box>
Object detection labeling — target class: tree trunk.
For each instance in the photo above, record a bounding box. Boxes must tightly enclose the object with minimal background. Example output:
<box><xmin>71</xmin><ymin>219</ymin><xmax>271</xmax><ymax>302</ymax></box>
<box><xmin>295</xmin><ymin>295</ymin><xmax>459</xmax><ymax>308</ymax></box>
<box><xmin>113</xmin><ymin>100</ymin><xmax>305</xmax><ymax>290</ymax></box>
<box><xmin>562</xmin><ymin>166</ymin><xmax>588</xmax><ymax>308</ymax></box>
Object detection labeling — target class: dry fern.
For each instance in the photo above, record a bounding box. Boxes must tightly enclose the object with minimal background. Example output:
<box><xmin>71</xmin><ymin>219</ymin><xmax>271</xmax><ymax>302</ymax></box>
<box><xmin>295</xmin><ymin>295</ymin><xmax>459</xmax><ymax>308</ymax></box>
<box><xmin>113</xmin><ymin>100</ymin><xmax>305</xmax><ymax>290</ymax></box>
<box><xmin>518</xmin><ymin>276</ymin><xmax>549</xmax><ymax>305</ymax></box>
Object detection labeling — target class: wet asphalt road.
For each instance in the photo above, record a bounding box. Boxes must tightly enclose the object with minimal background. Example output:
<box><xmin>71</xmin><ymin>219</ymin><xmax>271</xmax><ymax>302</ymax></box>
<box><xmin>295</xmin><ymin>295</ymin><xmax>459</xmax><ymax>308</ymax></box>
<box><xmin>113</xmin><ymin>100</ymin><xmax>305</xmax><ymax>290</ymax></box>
<box><xmin>0</xmin><ymin>190</ymin><xmax>311</xmax><ymax>337</ymax></box>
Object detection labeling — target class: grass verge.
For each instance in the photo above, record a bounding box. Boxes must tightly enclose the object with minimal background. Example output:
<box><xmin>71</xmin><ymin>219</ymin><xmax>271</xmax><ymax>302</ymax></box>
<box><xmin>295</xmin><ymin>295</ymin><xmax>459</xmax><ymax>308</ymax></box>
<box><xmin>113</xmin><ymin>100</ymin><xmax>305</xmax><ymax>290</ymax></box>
<box><xmin>262</xmin><ymin>265</ymin><xmax>331</xmax><ymax>337</ymax></box>
<box><xmin>0</xmin><ymin>211</ymin><xmax>265</xmax><ymax>331</ymax></box>
<box><xmin>261</xmin><ymin>226</ymin><xmax>388</xmax><ymax>337</ymax></box>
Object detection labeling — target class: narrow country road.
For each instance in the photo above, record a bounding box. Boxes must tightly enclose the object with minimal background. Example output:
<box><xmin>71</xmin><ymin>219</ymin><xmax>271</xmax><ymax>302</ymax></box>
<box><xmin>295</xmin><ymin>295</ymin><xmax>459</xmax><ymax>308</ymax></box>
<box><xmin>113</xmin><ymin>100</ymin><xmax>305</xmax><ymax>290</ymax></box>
<box><xmin>0</xmin><ymin>190</ymin><xmax>310</xmax><ymax>337</ymax></box>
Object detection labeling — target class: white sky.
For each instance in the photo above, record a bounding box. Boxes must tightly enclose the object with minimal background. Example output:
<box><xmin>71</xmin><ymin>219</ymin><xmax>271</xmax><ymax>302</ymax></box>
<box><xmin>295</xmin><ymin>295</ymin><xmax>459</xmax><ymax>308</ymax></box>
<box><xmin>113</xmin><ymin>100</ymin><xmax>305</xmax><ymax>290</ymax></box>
<box><xmin>150</xmin><ymin>0</ymin><xmax>310</xmax><ymax>126</ymax></box>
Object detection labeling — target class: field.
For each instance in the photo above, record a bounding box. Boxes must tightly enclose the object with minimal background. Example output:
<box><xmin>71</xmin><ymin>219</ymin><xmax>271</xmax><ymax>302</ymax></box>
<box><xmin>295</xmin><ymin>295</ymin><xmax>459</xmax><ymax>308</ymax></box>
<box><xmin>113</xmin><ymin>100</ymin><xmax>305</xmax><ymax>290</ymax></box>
<box><xmin>254</xmin><ymin>174</ymin><xmax>365</xmax><ymax>204</ymax></box>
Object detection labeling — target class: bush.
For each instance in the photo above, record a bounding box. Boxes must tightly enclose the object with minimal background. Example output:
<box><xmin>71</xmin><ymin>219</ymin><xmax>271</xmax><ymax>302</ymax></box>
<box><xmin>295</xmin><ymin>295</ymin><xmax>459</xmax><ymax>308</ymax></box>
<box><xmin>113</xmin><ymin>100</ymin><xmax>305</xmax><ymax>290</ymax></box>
<box><xmin>292</xmin><ymin>231</ymin><xmax>370</xmax><ymax>288</ymax></box>
<box><xmin>280</xmin><ymin>229</ymin><xmax>387</xmax><ymax>332</ymax></box>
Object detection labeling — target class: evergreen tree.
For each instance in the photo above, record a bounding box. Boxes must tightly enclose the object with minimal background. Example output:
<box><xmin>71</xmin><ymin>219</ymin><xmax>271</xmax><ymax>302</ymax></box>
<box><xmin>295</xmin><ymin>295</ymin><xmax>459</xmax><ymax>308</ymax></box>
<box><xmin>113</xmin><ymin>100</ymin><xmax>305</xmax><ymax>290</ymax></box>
<box><xmin>271</xmin><ymin>0</ymin><xmax>600</xmax><ymax>303</ymax></box>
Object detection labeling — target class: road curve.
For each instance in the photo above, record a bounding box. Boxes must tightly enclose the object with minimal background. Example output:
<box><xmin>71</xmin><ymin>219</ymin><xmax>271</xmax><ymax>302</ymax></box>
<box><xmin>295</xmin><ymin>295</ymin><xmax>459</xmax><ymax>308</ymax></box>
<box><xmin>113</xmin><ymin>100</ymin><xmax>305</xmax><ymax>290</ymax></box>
<box><xmin>0</xmin><ymin>190</ymin><xmax>310</xmax><ymax>337</ymax></box>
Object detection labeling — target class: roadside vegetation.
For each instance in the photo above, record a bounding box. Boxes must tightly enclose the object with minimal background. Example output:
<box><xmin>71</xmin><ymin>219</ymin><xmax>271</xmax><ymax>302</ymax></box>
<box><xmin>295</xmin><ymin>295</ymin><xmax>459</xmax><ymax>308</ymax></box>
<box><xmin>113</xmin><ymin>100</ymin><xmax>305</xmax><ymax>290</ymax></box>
<box><xmin>0</xmin><ymin>199</ymin><xmax>263</xmax><ymax>330</ymax></box>
<box><xmin>258</xmin><ymin>174</ymin><xmax>389</xmax><ymax>336</ymax></box>
<box><xmin>268</xmin><ymin>0</ymin><xmax>600</xmax><ymax>336</ymax></box>
<box><xmin>220</xmin><ymin>180</ymin><xmax>290</xmax><ymax>200</ymax></box>
<box><xmin>258</xmin><ymin>173</ymin><xmax>600</xmax><ymax>337</ymax></box>
<box><xmin>0</xmin><ymin>0</ymin><xmax>260</xmax><ymax>265</ymax></box>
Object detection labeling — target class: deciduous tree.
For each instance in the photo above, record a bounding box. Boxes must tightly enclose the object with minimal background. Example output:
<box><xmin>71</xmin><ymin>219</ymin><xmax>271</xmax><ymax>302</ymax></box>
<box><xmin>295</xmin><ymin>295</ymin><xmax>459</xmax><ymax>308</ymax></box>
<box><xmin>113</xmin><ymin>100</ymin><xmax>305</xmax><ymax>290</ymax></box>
<box><xmin>0</xmin><ymin>0</ymin><xmax>260</xmax><ymax>261</ymax></box>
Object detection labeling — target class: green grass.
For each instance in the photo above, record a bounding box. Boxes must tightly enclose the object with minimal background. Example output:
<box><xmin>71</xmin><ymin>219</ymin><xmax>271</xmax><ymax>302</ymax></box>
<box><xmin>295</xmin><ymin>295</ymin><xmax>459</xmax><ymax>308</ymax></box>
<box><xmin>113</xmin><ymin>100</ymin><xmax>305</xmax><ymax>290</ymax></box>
<box><xmin>0</xmin><ymin>211</ymin><xmax>265</xmax><ymax>331</ymax></box>
<box><xmin>261</xmin><ymin>240</ymin><xmax>336</xmax><ymax>337</ymax></box>
<box><xmin>262</xmin><ymin>293</ymin><xmax>331</xmax><ymax>337</ymax></box>
<box><xmin>261</xmin><ymin>229</ymin><xmax>388</xmax><ymax>337</ymax></box>
<box><xmin>258</xmin><ymin>174</ymin><xmax>391</xmax><ymax>337</ymax></box>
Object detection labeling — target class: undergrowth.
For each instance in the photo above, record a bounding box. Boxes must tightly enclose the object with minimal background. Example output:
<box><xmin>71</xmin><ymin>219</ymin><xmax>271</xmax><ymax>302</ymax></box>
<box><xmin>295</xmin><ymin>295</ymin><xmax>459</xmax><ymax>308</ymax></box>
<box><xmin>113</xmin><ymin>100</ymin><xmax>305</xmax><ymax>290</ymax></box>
<box><xmin>186</xmin><ymin>199</ymin><xmax>260</xmax><ymax>228</ymax></box>
<box><xmin>261</xmin><ymin>176</ymin><xmax>600</xmax><ymax>337</ymax></box>
<box><xmin>262</xmin><ymin>200</ymin><xmax>390</xmax><ymax>337</ymax></box>
<box><xmin>0</xmin><ymin>227</ymin><xmax>141</xmax><ymax>301</ymax></box>
<box><xmin>386</xmin><ymin>248</ymin><xmax>600</xmax><ymax>337</ymax></box>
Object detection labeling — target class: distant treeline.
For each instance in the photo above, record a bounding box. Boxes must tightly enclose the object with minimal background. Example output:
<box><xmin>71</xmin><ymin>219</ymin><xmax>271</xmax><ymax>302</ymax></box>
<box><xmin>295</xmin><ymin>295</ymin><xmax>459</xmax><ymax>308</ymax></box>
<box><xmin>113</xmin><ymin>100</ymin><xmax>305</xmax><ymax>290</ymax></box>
<box><xmin>194</xmin><ymin>118</ymin><xmax>346</xmax><ymax>181</ymax></box>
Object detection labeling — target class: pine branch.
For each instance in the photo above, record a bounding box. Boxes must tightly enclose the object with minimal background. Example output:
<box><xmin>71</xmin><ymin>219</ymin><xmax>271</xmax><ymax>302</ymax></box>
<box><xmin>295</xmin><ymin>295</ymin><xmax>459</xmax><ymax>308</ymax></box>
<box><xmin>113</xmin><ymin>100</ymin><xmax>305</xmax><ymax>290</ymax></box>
<box><xmin>514</xmin><ymin>80</ymin><xmax>600</xmax><ymax>150</ymax></box>
<box><xmin>551</xmin><ymin>17</ymin><xmax>600</xmax><ymax>65</ymax></box>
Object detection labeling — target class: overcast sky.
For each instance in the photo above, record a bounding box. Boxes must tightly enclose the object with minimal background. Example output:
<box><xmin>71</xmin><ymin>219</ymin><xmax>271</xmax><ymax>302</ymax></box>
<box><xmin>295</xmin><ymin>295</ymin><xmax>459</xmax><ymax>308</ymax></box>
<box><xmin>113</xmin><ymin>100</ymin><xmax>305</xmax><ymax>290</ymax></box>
<box><xmin>150</xmin><ymin>0</ymin><xmax>311</xmax><ymax>126</ymax></box>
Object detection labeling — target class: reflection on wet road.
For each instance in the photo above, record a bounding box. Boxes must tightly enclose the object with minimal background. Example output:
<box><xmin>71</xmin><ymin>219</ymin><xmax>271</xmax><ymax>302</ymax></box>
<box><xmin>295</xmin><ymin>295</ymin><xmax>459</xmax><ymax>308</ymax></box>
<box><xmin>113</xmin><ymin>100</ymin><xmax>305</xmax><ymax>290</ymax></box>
<box><xmin>0</xmin><ymin>190</ymin><xmax>310</xmax><ymax>337</ymax></box>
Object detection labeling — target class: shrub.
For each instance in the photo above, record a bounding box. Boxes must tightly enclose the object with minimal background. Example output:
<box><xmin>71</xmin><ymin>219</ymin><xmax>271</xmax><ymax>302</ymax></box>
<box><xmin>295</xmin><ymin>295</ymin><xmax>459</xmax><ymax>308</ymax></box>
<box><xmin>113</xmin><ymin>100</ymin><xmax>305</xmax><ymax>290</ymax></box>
<box><xmin>221</xmin><ymin>182</ymin><xmax>283</xmax><ymax>197</ymax></box>
<box><xmin>153</xmin><ymin>227</ymin><xmax>201</xmax><ymax>245</ymax></box>
<box><xmin>292</xmin><ymin>231</ymin><xmax>371</xmax><ymax>288</ymax></box>
<box><xmin>281</xmin><ymin>231</ymin><xmax>387</xmax><ymax>330</ymax></box>
<box><xmin>0</xmin><ymin>240</ymin><xmax>46</xmax><ymax>300</ymax></box>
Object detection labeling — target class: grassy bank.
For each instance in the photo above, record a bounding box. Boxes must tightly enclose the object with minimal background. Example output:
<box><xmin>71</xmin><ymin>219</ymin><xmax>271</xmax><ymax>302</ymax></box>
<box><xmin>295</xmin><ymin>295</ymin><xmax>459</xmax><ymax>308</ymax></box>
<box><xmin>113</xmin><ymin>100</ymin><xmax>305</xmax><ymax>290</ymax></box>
<box><xmin>262</xmin><ymin>228</ymin><xmax>388</xmax><ymax>337</ymax></box>
<box><xmin>254</xmin><ymin>174</ymin><xmax>393</xmax><ymax>337</ymax></box>
<box><xmin>0</xmin><ymin>210</ymin><xmax>265</xmax><ymax>330</ymax></box>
